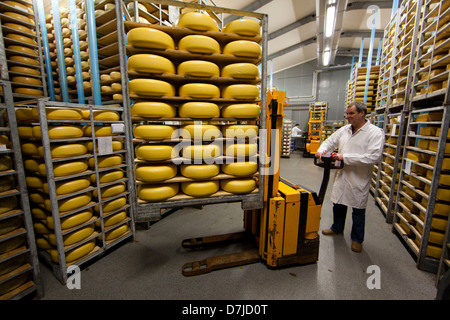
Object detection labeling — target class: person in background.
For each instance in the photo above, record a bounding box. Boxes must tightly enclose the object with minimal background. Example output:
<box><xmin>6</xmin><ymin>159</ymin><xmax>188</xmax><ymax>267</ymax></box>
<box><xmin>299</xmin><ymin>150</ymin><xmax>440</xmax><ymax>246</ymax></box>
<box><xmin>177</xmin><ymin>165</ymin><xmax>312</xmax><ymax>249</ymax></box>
<box><xmin>291</xmin><ymin>123</ymin><xmax>303</xmax><ymax>151</ymax></box>
<box><xmin>314</xmin><ymin>101</ymin><xmax>384</xmax><ymax>253</ymax></box>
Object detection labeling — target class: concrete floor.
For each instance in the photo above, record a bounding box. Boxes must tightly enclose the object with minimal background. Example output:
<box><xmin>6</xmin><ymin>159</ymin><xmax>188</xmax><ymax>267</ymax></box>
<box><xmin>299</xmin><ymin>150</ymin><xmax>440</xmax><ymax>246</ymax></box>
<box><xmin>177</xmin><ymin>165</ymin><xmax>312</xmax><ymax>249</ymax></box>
<box><xmin>39</xmin><ymin>151</ymin><xmax>438</xmax><ymax>300</ymax></box>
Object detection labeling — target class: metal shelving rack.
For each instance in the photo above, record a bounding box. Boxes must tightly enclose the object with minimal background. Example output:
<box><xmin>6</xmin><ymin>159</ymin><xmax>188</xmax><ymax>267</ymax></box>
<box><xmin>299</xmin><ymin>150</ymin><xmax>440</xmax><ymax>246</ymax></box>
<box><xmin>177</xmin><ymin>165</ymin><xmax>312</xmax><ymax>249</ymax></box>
<box><xmin>0</xmin><ymin>80</ymin><xmax>42</xmax><ymax>300</ymax></box>
<box><xmin>369</xmin><ymin>111</ymin><xmax>384</xmax><ymax>196</ymax></box>
<box><xmin>281</xmin><ymin>119</ymin><xmax>292</xmax><ymax>158</ymax></box>
<box><xmin>0</xmin><ymin>0</ymin><xmax>48</xmax><ymax>101</ymax></box>
<box><xmin>119</xmin><ymin>0</ymin><xmax>267</xmax><ymax>223</ymax></box>
<box><xmin>15</xmin><ymin>100</ymin><xmax>135</xmax><ymax>284</ymax></box>
<box><xmin>391</xmin><ymin>0</ymin><xmax>450</xmax><ymax>275</ymax></box>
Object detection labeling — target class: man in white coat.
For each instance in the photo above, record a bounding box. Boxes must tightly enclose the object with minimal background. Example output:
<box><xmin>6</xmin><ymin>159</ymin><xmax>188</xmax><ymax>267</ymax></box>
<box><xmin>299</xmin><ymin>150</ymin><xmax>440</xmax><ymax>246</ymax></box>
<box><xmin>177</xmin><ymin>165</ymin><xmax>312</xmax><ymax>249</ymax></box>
<box><xmin>315</xmin><ymin>101</ymin><xmax>384</xmax><ymax>253</ymax></box>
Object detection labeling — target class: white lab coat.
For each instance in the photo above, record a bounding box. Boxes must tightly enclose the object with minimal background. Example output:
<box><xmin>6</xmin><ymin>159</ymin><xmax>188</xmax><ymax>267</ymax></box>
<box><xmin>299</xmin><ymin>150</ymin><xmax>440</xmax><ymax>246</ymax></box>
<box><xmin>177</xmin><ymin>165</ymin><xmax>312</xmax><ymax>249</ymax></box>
<box><xmin>317</xmin><ymin>121</ymin><xmax>384</xmax><ymax>209</ymax></box>
<box><xmin>291</xmin><ymin>126</ymin><xmax>302</xmax><ymax>137</ymax></box>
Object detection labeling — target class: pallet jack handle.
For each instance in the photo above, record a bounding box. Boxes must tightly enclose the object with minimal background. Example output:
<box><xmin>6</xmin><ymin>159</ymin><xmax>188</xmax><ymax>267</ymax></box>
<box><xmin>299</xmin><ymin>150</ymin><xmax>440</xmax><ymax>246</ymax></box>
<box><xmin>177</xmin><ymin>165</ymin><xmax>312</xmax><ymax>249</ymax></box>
<box><xmin>314</xmin><ymin>152</ymin><xmax>344</xmax><ymax>205</ymax></box>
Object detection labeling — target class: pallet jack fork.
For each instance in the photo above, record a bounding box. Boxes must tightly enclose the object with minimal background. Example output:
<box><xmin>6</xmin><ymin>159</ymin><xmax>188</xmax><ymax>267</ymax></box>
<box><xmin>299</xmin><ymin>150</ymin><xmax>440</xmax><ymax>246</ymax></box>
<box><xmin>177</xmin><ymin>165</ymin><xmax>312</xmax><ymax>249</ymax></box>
<box><xmin>181</xmin><ymin>92</ymin><xmax>343</xmax><ymax>276</ymax></box>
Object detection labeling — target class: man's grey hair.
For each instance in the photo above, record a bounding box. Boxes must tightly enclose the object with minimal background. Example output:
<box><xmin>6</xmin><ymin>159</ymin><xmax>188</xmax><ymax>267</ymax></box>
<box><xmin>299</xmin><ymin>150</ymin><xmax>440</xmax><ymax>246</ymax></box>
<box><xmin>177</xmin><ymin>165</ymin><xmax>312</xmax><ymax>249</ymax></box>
<box><xmin>348</xmin><ymin>101</ymin><xmax>367</xmax><ymax>115</ymax></box>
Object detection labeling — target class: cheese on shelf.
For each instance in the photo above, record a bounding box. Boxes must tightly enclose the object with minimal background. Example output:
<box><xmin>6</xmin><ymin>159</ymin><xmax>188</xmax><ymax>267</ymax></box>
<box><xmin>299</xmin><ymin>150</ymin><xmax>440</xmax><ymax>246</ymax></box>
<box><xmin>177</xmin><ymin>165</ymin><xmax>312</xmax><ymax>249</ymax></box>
<box><xmin>224</xmin><ymin>143</ymin><xmax>258</xmax><ymax>157</ymax></box>
<box><xmin>127</xmin><ymin>27</ymin><xmax>175</xmax><ymax>50</ymax></box>
<box><xmin>221</xmin><ymin>63</ymin><xmax>260</xmax><ymax>79</ymax></box>
<box><xmin>179</xmin><ymin>83</ymin><xmax>220</xmax><ymax>99</ymax></box>
<box><xmin>181</xmin><ymin>180</ymin><xmax>219</xmax><ymax>197</ymax></box>
<box><xmin>135</xmin><ymin>164</ymin><xmax>178</xmax><ymax>182</ymax></box>
<box><xmin>131</xmin><ymin>102</ymin><xmax>176</xmax><ymax>118</ymax></box>
<box><xmin>176</xmin><ymin>12</ymin><xmax>219</xmax><ymax>32</ymax></box>
<box><xmin>177</xmin><ymin>60</ymin><xmax>220</xmax><ymax>78</ymax></box>
<box><xmin>222</xmin><ymin>18</ymin><xmax>260</xmax><ymax>37</ymax></box>
<box><xmin>222</xmin><ymin>84</ymin><xmax>260</xmax><ymax>100</ymax></box>
<box><xmin>138</xmin><ymin>183</ymin><xmax>179</xmax><ymax>202</ymax></box>
<box><xmin>220</xmin><ymin>178</ymin><xmax>256</xmax><ymax>194</ymax></box>
<box><xmin>133</xmin><ymin>125</ymin><xmax>177</xmax><ymax>140</ymax></box>
<box><xmin>182</xmin><ymin>144</ymin><xmax>221</xmax><ymax>160</ymax></box>
<box><xmin>135</xmin><ymin>145</ymin><xmax>175</xmax><ymax>161</ymax></box>
<box><xmin>178</xmin><ymin>35</ymin><xmax>220</xmax><ymax>54</ymax></box>
<box><xmin>221</xmin><ymin>104</ymin><xmax>260</xmax><ymax>118</ymax></box>
<box><xmin>180</xmin><ymin>164</ymin><xmax>219</xmax><ymax>179</ymax></box>
<box><xmin>221</xmin><ymin>125</ymin><xmax>259</xmax><ymax>138</ymax></box>
<box><xmin>127</xmin><ymin>54</ymin><xmax>175</xmax><ymax>74</ymax></box>
<box><xmin>180</xmin><ymin>124</ymin><xmax>221</xmax><ymax>140</ymax></box>
<box><xmin>221</xmin><ymin>161</ymin><xmax>258</xmax><ymax>176</ymax></box>
<box><xmin>223</xmin><ymin>40</ymin><xmax>261</xmax><ymax>58</ymax></box>
<box><xmin>129</xmin><ymin>79</ymin><xmax>175</xmax><ymax>97</ymax></box>
<box><xmin>178</xmin><ymin>102</ymin><xmax>220</xmax><ymax>118</ymax></box>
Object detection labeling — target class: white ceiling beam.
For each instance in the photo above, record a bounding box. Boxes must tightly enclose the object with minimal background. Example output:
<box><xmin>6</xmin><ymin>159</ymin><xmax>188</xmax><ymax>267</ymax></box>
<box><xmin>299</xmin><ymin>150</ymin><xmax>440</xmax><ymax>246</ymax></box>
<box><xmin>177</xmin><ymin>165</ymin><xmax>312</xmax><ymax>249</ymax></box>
<box><xmin>223</xmin><ymin>0</ymin><xmax>273</xmax><ymax>24</ymax></box>
<box><xmin>268</xmin><ymin>14</ymin><xmax>316</xmax><ymax>40</ymax></box>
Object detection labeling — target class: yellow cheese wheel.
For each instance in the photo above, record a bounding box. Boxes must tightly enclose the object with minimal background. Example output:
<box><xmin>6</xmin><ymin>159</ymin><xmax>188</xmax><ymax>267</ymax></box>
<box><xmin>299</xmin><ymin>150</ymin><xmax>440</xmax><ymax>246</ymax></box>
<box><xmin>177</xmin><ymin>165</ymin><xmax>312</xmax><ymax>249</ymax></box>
<box><xmin>93</xmin><ymin>182</ymin><xmax>126</xmax><ymax>198</ymax></box>
<box><xmin>180</xmin><ymin>164</ymin><xmax>219</xmax><ymax>179</ymax></box>
<box><xmin>177</xmin><ymin>60</ymin><xmax>219</xmax><ymax>78</ymax></box>
<box><xmin>8</xmin><ymin>45</ymin><xmax>38</xmax><ymax>56</ymax></box>
<box><xmin>44</xmin><ymin>178</ymin><xmax>91</xmax><ymax>195</ymax></box>
<box><xmin>223</xmin><ymin>40</ymin><xmax>261</xmax><ymax>58</ymax></box>
<box><xmin>0</xmin><ymin>215</ymin><xmax>23</xmax><ymax>237</ymax></box>
<box><xmin>21</xmin><ymin>142</ymin><xmax>40</xmax><ymax>156</ymax></box>
<box><xmin>0</xmin><ymin>176</ymin><xmax>14</xmax><ymax>193</ymax></box>
<box><xmin>83</xmin><ymin>125</ymin><xmax>117</xmax><ymax>137</ymax></box>
<box><xmin>18</xmin><ymin>126</ymin><xmax>33</xmax><ymax>138</ymax></box>
<box><xmin>40</xmin><ymin>160</ymin><xmax>88</xmax><ymax>177</ymax></box>
<box><xmin>9</xmin><ymin>55</ymin><xmax>39</xmax><ymax>66</ymax></box>
<box><xmin>178</xmin><ymin>102</ymin><xmax>220</xmax><ymax>118</ymax></box>
<box><xmin>225</xmin><ymin>144</ymin><xmax>258</xmax><ymax>157</ymax></box>
<box><xmin>15</xmin><ymin>107</ymin><xmax>37</xmax><ymax>121</ymax></box>
<box><xmin>181</xmin><ymin>180</ymin><xmax>219</xmax><ymax>197</ymax></box>
<box><xmin>221</xmin><ymin>63</ymin><xmax>259</xmax><ymax>79</ymax></box>
<box><xmin>135</xmin><ymin>145</ymin><xmax>175</xmax><ymax>161</ymax></box>
<box><xmin>36</xmin><ymin>237</ymin><xmax>53</xmax><ymax>250</ymax></box>
<box><xmin>0</xmin><ymin>233</ymin><xmax>25</xmax><ymax>255</ymax></box>
<box><xmin>178</xmin><ymin>35</ymin><xmax>220</xmax><ymax>54</ymax></box>
<box><xmin>44</xmin><ymin>108</ymin><xmax>83</xmax><ymax>120</ymax></box>
<box><xmin>6</xmin><ymin>33</ymin><xmax>37</xmax><ymax>46</ymax></box>
<box><xmin>12</xmin><ymin>76</ymin><xmax>41</xmax><ymax>86</ymax></box>
<box><xmin>135</xmin><ymin>164</ymin><xmax>177</xmax><ymax>182</ymax></box>
<box><xmin>0</xmin><ymin>254</ymin><xmax>26</xmax><ymax>277</ymax></box>
<box><xmin>14</xmin><ymin>87</ymin><xmax>43</xmax><ymax>96</ymax></box>
<box><xmin>0</xmin><ymin>156</ymin><xmax>12</xmax><ymax>172</ymax></box>
<box><xmin>48</xmin><ymin>126</ymin><xmax>83</xmax><ymax>139</ymax></box>
<box><xmin>95</xmin><ymin>196</ymin><xmax>127</xmax><ymax>213</ymax></box>
<box><xmin>89</xmin><ymin>154</ymin><xmax>123</xmax><ymax>169</ymax></box>
<box><xmin>33</xmin><ymin>222</ymin><xmax>51</xmax><ymax>234</ymax></box>
<box><xmin>50</xmin><ymin>239</ymin><xmax>96</xmax><ymax>263</ymax></box>
<box><xmin>0</xmin><ymin>197</ymin><xmax>17</xmax><ymax>215</ymax></box>
<box><xmin>104</xmin><ymin>223</ymin><xmax>129</xmax><ymax>241</ymax></box>
<box><xmin>131</xmin><ymin>102</ymin><xmax>176</xmax><ymax>118</ymax></box>
<box><xmin>177</xmin><ymin>12</ymin><xmax>219</xmax><ymax>32</ymax></box>
<box><xmin>182</xmin><ymin>144</ymin><xmax>221</xmax><ymax>160</ymax></box>
<box><xmin>406</xmin><ymin>150</ymin><xmax>430</xmax><ymax>163</ymax></box>
<box><xmin>222</xmin><ymin>18</ymin><xmax>260</xmax><ymax>37</ymax></box>
<box><xmin>92</xmin><ymin>110</ymin><xmax>120</xmax><ymax>121</ymax></box>
<box><xmin>129</xmin><ymin>79</ymin><xmax>175</xmax><ymax>97</ymax></box>
<box><xmin>49</xmin><ymin>192</ymin><xmax>92</xmax><ymax>213</ymax></box>
<box><xmin>90</xmin><ymin>169</ymin><xmax>124</xmax><ymax>184</ymax></box>
<box><xmin>180</xmin><ymin>124</ymin><xmax>221</xmax><ymax>140</ymax></box>
<box><xmin>220</xmin><ymin>178</ymin><xmax>256</xmax><ymax>194</ymax></box>
<box><xmin>4</xmin><ymin>1</ymin><xmax>30</xmax><ymax>12</ymax></box>
<box><xmin>3</xmin><ymin>23</ymin><xmax>35</xmax><ymax>35</ymax></box>
<box><xmin>221</xmin><ymin>104</ymin><xmax>260</xmax><ymax>118</ymax></box>
<box><xmin>221</xmin><ymin>162</ymin><xmax>258</xmax><ymax>176</ymax></box>
<box><xmin>47</xmin><ymin>209</ymin><xmax>93</xmax><ymax>230</ymax></box>
<box><xmin>138</xmin><ymin>183</ymin><xmax>179</xmax><ymax>202</ymax></box>
<box><xmin>43</xmin><ymin>143</ymin><xmax>88</xmax><ymax>158</ymax></box>
<box><xmin>126</xmin><ymin>27</ymin><xmax>174</xmax><ymax>50</ymax></box>
<box><xmin>127</xmin><ymin>54</ymin><xmax>175</xmax><ymax>74</ymax></box>
<box><xmin>222</xmin><ymin>84</ymin><xmax>259</xmax><ymax>100</ymax></box>
<box><xmin>50</xmin><ymin>223</ymin><xmax>95</xmax><ymax>246</ymax></box>
<box><xmin>134</xmin><ymin>125</ymin><xmax>177</xmax><ymax>140</ymax></box>
<box><xmin>179</xmin><ymin>83</ymin><xmax>220</xmax><ymax>99</ymax></box>
<box><xmin>221</xmin><ymin>125</ymin><xmax>259</xmax><ymax>138</ymax></box>
<box><xmin>96</xmin><ymin>211</ymin><xmax>127</xmax><ymax>228</ymax></box>
<box><xmin>3</xmin><ymin>12</ymin><xmax>34</xmax><ymax>25</ymax></box>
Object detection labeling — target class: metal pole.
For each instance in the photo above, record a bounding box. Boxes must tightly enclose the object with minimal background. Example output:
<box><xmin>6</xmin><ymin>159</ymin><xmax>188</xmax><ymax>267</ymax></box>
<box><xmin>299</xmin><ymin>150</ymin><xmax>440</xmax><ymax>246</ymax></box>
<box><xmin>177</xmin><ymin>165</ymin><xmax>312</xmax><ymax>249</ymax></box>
<box><xmin>364</xmin><ymin>7</ymin><xmax>378</xmax><ymax>104</ymax></box>
<box><xmin>69</xmin><ymin>0</ymin><xmax>85</xmax><ymax>103</ymax></box>
<box><xmin>51</xmin><ymin>0</ymin><xmax>69</xmax><ymax>101</ymax></box>
<box><xmin>85</xmin><ymin>0</ymin><xmax>102</xmax><ymax>105</ymax></box>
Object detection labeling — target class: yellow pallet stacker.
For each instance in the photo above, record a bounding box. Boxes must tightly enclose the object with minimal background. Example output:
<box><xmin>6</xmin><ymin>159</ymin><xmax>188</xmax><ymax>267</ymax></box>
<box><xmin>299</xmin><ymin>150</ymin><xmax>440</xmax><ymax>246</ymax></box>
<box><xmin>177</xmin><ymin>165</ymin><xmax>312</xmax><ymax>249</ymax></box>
<box><xmin>181</xmin><ymin>91</ymin><xmax>342</xmax><ymax>276</ymax></box>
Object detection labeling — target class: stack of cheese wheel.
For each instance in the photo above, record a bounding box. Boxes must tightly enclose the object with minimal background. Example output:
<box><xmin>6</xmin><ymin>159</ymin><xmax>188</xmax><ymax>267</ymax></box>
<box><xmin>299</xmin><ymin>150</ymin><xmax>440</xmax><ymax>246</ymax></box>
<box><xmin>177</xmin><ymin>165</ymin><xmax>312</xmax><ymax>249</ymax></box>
<box><xmin>2</xmin><ymin>1</ymin><xmax>44</xmax><ymax>97</ymax></box>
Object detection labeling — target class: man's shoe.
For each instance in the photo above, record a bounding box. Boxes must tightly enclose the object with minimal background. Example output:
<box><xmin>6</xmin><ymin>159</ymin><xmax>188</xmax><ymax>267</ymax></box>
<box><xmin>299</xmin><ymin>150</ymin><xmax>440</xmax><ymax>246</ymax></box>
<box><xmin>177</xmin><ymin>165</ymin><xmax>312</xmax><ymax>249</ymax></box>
<box><xmin>351</xmin><ymin>241</ymin><xmax>362</xmax><ymax>253</ymax></box>
<box><xmin>322</xmin><ymin>229</ymin><xmax>343</xmax><ymax>236</ymax></box>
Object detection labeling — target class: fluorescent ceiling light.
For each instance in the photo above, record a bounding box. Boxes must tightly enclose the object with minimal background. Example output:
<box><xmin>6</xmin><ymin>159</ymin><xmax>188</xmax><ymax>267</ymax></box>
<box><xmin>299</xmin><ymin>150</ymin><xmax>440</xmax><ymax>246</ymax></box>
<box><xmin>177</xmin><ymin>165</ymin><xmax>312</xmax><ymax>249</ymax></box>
<box><xmin>323</xmin><ymin>50</ymin><xmax>331</xmax><ymax>66</ymax></box>
<box><xmin>325</xmin><ymin>5</ymin><xmax>336</xmax><ymax>37</ymax></box>
<box><xmin>328</xmin><ymin>0</ymin><xmax>336</xmax><ymax>4</ymax></box>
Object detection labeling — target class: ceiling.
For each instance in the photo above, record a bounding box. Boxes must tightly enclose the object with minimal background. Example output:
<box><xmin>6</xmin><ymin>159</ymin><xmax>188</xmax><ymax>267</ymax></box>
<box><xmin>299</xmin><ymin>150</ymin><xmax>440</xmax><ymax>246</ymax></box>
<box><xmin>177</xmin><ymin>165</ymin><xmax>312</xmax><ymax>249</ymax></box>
<box><xmin>210</xmin><ymin>0</ymin><xmax>397</xmax><ymax>74</ymax></box>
